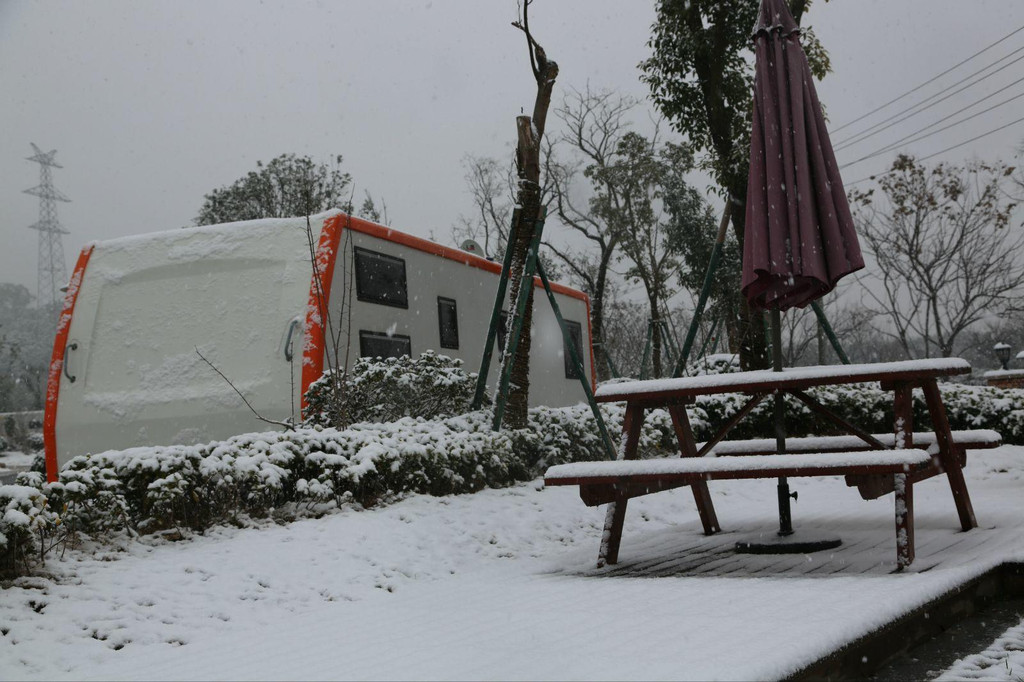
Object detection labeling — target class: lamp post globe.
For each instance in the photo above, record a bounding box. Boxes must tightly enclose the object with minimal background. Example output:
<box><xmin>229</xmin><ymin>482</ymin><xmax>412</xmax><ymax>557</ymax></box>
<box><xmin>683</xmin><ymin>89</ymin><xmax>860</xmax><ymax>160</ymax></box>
<box><xmin>994</xmin><ymin>342</ymin><xmax>1011</xmax><ymax>370</ymax></box>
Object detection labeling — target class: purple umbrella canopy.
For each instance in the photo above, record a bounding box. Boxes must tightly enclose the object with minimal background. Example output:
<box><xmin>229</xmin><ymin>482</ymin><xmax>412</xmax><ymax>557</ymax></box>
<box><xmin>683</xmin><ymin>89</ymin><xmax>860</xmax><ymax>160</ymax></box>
<box><xmin>741</xmin><ymin>0</ymin><xmax>864</xmax><ymax>311</ymax></box>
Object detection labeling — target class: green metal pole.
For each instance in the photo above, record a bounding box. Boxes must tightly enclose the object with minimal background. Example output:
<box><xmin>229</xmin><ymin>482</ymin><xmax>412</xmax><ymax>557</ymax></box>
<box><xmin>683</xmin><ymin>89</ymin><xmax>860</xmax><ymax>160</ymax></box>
<box><xmin>605</xmin><ymin>351</ymin><xmax>620</xmax><ymax>379</ymax></box>
<box><xmin>659</xmin><ymin>319</ymin><xmax>680</xmax><ymax>371</ymax></box>
<box><xmin>491</xmin><ymin>209</ymin><xmax>546</xmax><ymax>431</ymax></box>
<box><xmin>810</xmin><ymin>300</ymin><xmax>851</xmax><ymax>365</ymax></box>
<box><xmin>673</xmin><ymin>204</ymin><xmax>732</xmax><ymax>377</ymax></box>
<box><xmin>537</xmin><ymin>262</ymin><xmax>617</xmax><ymax>460</ymax></box>
<box><xmin>663</xmin><ymin>318</ymin><xmax>681</xmax><ymax>358</ymax></box>
<box><xmin>695</xmin><ymin>316</ymin><xmax>721</xmax><ymax>362</ymax></box>
<box><xmin>593</xmin><ymin>343</ymin><xmax>619</xmax><ymax>380</ymax></box>
<box><xmin>472</xmin><ymin>209</ymin><xmax>521</xmax><ymax>409</ymax></box>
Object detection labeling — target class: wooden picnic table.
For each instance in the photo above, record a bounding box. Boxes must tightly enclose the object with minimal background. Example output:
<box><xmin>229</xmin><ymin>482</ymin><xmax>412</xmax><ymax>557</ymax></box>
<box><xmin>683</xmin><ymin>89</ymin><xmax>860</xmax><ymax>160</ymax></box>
<box><xmin>546</xmin><ymin>358</ymin><xmax>992</xmax><ymax>569</ymax></box>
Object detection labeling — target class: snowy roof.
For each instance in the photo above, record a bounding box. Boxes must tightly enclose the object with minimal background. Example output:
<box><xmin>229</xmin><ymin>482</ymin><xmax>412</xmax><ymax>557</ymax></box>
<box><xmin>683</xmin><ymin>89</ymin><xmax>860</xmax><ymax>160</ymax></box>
<box><xmin>93</xmin><ymin>209</ymin><xmax>343</xmax><ymax>258</ymax></box>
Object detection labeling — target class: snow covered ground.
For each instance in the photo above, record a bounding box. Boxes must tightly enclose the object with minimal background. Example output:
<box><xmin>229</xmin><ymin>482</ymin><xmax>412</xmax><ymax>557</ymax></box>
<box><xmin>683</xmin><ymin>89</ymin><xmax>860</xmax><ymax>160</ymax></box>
<box><xmin>940</xmin><ymin>619</ymin><xmax>1024</xmax><ymax>681</ymax></box>
<box><xmin>0</xmin><ymin>452</ymin><xmax>34</xmax><ymax>470</ymax></box>
<box><xmin>0</xmin><ymin>452</ymin><xmax>34</xmax><ymax>485</ymax></box>
<box><xmin>2</xmin><ymin>446</ymin><xmax>1023</xmax><ymax>681</ymax></box>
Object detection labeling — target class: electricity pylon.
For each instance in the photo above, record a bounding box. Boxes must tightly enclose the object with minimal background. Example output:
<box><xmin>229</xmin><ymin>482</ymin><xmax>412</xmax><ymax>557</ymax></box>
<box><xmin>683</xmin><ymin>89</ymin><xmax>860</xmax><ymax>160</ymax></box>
<box><xmin>24</xmin><ymin>143</ymin><xmax>70</xmax><ymax>310</ymax></box>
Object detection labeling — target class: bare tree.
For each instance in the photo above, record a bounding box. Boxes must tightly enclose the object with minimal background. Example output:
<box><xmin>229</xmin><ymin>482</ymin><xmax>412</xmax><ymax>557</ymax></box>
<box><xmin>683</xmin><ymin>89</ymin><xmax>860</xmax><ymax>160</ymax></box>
<box><xmin>543</xmin><ymin>86</ymin><xmax>635</xmax><ymax>380</ymax></box>
<box><xmin>779</xmin><ymin>297</ymin><xmax>875</xmax><ymax>366</ymax></box>
<box><xmin>600</xmin><ymin>294</ymin><xmax>648</xmax><ymax>379</ymax></box>
<box><xmin>453</xmin><ymin>155</ymin><xmax>517</xmax><ymax>258</ymax></box>
<box><xmin>850</xmin><ymin>154</ymin><xmax>1023</xmax><ymax>358</ymax></box>
<box><xmin>498</xmin><ymin>0</ymin><xmax>559</xmax><ymax>428</ymax></box>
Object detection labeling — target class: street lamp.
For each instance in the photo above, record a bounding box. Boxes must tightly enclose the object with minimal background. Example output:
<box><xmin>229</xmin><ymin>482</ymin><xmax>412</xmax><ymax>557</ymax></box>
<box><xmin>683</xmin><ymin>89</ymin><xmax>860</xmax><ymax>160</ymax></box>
<box><xmin>994</xmin><ymin>342</ymin><xmax>1011</xmax><ymax>370</ymax></box>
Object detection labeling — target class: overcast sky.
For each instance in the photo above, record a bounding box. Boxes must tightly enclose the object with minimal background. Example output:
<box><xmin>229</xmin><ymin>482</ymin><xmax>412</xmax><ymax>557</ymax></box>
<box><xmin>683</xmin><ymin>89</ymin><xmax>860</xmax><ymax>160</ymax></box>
<box><xmin>3</xmin><ymin>0</ymin><xmax>1024</xmax><ymax>301</ymax></box>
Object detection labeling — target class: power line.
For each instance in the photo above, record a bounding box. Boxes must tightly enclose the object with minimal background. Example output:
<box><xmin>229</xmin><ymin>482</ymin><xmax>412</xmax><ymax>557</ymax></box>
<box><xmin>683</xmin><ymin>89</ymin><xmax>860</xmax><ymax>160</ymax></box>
<box><xmin>834</xmin><ymin>45</ymin><xmax>1024</xmax><ymax>151</ymax></box>
<box><xmin>831</xmin><ymin>23</ymin><xmax>1024</xmax><ymax>135</ymax></box>
<box><xmin>844</xmin><ymin>114</ymin><xmax>1024</xmax><ymax>187</ymax></box>
<box><xmin>839</xmin><ymin>80</ymin><xmax>1024</xmax><ymax>169</ymax></box>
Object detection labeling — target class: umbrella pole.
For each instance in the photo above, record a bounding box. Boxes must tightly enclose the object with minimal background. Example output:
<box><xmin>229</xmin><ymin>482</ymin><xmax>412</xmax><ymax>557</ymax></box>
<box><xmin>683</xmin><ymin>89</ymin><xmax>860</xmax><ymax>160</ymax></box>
<box><xmin>735</xmin><ymin>307</ymin><xmax>842</xmax><ymax>554</ymax></box>
<box><xmin>771</xmin><ymin>308</ymin><xmax>794</xmax><ymax>536</ymax></box>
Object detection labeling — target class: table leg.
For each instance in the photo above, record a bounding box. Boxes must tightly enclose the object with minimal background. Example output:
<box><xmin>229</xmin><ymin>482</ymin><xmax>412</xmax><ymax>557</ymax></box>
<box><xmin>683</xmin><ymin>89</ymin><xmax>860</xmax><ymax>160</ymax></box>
<box><xmin>895</xmin><ymin>473</ymin><xmax>915</xmax><ymax>569</ymax></box>
<box><xmin>855</xmin><ymin>381</ymin><xmax>916</xmax><ymax>500</ymax></box>
<box><xmin>598</xmin><ymin>403</ymin><xmax>645</xmax><ymax>567</ymax></box>
<box><xmin>922</xmin><ymin>379</ymin><xmax>977</xmax><ymax>531</ymax></box>
<box><xmin>893</xmin><ymin>382</ymin><xmax>914</xmax><ymax>450</ymax></box>
<box><xmin>668</xmin><ymin>404</ymin><xmax>720</xmax><ymax>535</ymax></box>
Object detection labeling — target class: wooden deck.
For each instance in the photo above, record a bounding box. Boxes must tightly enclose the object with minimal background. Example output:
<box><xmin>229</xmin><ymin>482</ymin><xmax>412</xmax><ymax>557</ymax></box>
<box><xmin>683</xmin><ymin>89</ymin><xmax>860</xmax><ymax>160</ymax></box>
<box><xmin>571</xmin><ymin>494</ymin><xmax>1012</xmax><ymax>580</ymax></box>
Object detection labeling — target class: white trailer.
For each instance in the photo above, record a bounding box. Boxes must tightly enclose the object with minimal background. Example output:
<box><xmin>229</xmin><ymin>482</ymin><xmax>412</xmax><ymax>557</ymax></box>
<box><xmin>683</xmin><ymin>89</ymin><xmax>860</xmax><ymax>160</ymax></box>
<box><xmin>44</xmin><ymin>210</ymin><xmax>594</xmax><ymax>478</ymax></box>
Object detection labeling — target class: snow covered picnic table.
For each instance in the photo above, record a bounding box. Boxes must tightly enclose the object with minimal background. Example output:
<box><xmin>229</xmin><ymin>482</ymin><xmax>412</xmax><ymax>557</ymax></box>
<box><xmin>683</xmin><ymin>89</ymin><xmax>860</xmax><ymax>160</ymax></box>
<box><xmin>548</xmin><ymin>358</ymin><xmax>990</xmax><ymax>569</ymax></box>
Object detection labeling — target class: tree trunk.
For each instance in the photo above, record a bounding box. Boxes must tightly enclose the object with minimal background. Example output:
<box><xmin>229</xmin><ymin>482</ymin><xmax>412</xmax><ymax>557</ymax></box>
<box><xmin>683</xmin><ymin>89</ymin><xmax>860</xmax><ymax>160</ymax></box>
<box><xmin>725</xmin><ymin>177</ymin><xmax>771</xmax><ymax>371</ymax></box>
<box><xmin>591</xmin><ymin>251</ymin><xmax>611</xmax><ymax>380</ymax></box>
<box><xmin>502</xmin><ymin>24</ymin><xmax>558</xmax><ymax>429</ymax></box>
<box><xmin>650</xmin><ymin>294</ymin><xmax>663</xmax><ymax>378</ymax></box>
<box><xmin>504</xmin><ymin>148</ymin><xmax>542</xmax><ymax>428</ymax></box>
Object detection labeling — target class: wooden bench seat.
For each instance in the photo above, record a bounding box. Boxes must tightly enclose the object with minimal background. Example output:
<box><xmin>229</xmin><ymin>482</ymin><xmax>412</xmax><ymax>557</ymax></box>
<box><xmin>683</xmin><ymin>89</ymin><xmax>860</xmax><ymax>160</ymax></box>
<box><xmin>691</xmin><ymin>429</ymin><xmax>1001</xmax><ymax>500</ymax></box>
<box><xmin>696</xmin><ymin>429</ymin><xmax>1001</xmax><ymax>457</ymax></box>
<box><xmin>545</xmin><ymin>449</ymin><xmax>933</xmax><ymax>568</ymax></box>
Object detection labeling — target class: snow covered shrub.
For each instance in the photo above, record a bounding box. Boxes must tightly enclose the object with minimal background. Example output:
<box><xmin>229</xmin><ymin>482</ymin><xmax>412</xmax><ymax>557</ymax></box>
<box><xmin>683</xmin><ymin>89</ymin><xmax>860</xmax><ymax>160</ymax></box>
<box><xmin>682</xmin><ymin>353</ymin><xmax>740</xmax><ymax>377</ymax></box>
<box><xmin>293</xmin><ymin>411</ymin><xmax>526</xmax><ymax>508</ymax></box>
<box><xmin>25</xmin><ymin>432</ymin><xmax>44</xmax><ymax>452</ymax></box>
<box><xmin>514</xmin><ymin>403</ymin><xmax>679</xmax><ymax>470</ymax></box>
<box><xmin>686</xmin><ymin>382</ymin><xmax>1024</xmax><ymax>444</ymax></box>
<box><xmin>0</xmin><ymin>434</ymin><xmax>8</xmax><ymax>453</ymax></box>
<box><xmin>56</xmin><ymin>439</ymin><xmax>296</xmax><ymax>534</ymax></box>
<box><xmin>304</xmin><ymin>351</ymin><xmax>479</xmax><ymax>428</ymax></box>
<box><xmin>2</xmin><ymin>415</ymin><xmax>20</xmax><ymax>450</ymax></box>
<box><xmin>0</xmin><ymin>484</ymin><xmax>57</xmax><ymax>577</ymax></box>
<box><xmin>41</xmin><ymin>462</ymin><xmax>130</xmax><ymax>539</ymax></box>
<box><xmin>939</xmin><ymin>384</ymin><xmax>1024</xmax><ymax>444</ymax></box>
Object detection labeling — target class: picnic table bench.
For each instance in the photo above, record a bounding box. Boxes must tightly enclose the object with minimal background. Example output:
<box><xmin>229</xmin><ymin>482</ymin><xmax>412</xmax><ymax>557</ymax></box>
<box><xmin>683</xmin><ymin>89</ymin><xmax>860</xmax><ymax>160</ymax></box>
<box><xmin>544</xmin><ymin>358</ymin><xmax>998</xmax><ymax>570</ymax></box>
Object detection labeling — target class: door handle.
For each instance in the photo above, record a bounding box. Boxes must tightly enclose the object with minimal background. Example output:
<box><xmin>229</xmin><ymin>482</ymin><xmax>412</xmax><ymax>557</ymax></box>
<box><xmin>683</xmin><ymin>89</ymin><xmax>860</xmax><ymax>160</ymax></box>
<box><xmin>63</xmin><ymin>342</ymin><xmax>79</xmax><ymax>383</ymax></box>
<box><xmin>284</xmin><ymin>319</ymin><xmax>301</xmax><ymax>362</ymax></box>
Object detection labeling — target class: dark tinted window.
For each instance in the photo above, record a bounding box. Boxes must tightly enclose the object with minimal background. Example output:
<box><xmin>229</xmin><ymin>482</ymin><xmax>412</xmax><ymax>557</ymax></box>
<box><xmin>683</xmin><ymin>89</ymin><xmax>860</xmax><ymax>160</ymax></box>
<box><xmin>437</xmin><ymin>297</ymin><xmax>459</xmax><ymax>349</ymax></box>
<box><xmin>354</xmin><ymin>247</ymin><xmax>408</xmax><ymax>308</ymax></box>
<box><xmin>563</xmin><ymin>320</ymin><xmax>584</xmax><ymax>379</ymax></box>
<box><xmin>359</xmin><ymin>330</ymin><xmax>412</xmax><ymax>359</ymax></box>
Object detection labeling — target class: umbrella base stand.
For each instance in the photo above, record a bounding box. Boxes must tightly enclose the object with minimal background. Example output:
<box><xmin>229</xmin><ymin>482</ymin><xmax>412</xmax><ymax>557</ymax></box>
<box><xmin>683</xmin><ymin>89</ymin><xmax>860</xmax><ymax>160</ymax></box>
<box><xmin>735</xmin><ymin>532</ymin><xmax>842</xmax><ymax>555</ymax></box>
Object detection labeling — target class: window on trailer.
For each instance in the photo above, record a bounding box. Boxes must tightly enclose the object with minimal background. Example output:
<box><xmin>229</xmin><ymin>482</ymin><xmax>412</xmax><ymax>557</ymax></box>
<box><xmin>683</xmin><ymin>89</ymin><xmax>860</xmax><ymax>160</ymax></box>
<box><xmin>437</xmin><ymin>297</ymin><xmax>459</xmax><ymax>349</ymax></box>
<box><xmin>359</xmin><ymin>330</ymin><xmax>412</xmax><ymax>359</ymax></box>
<box><xmin>563</xmin><ymin>320</ymin><xmax>584</xmax><ymax>379</ymax></box>
<box><xmin>354</xmin><ymin>247</ymin><xmax>408</xmax><ymax>308</ymax></box>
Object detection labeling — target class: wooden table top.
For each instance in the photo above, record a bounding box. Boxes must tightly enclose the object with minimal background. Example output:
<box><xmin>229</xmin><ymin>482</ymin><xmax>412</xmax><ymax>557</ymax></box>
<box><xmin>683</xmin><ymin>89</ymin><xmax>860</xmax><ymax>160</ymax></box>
<box><xmin>594</xmin><ymin>358</ymin><xmax>972</xmax><ymax>403</ymax></box>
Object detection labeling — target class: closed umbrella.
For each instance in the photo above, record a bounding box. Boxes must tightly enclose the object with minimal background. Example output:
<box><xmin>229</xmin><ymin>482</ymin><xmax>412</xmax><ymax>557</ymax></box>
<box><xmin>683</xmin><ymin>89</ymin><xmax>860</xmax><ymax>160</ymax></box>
<box><xmin>742</xmin><ymin>0</ymin><xmax>863</xmax><ymax>311</ymax></box>
<box><xmin>740</xmin><ymin>0</ymin><xmax>861</xmax><ymax>545</ymax></box>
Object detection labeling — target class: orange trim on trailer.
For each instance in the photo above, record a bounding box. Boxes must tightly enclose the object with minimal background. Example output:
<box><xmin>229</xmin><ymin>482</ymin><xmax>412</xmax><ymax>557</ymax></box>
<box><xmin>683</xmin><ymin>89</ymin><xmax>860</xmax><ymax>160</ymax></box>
<box><xmin>340</xmin><ymin>214</ymin><xmax>589</xmax><ymax>302</ymax></box>
<box><xmin>43</xmin><ymin>244</ymin><xmax>95</xmax><ymax>482</ymax></box>
<box><xmin>300</xmin><ymin>213</ymin><xmax>344</xmax><ymax>414</ymax></box>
